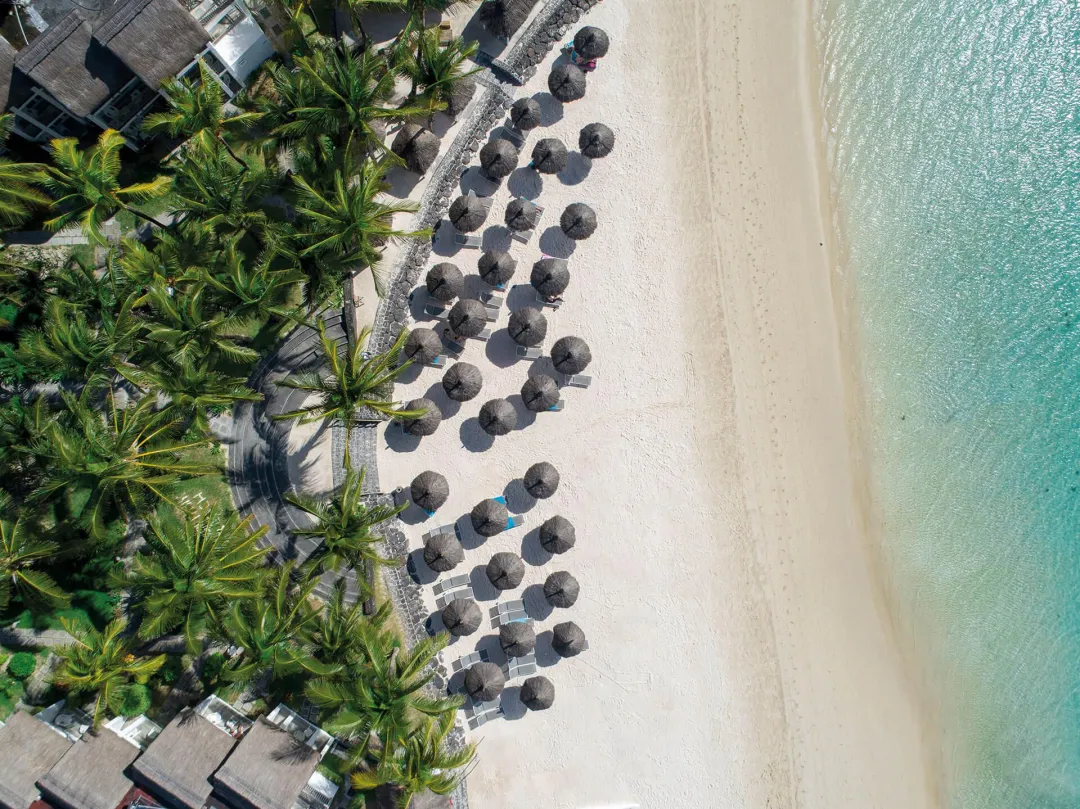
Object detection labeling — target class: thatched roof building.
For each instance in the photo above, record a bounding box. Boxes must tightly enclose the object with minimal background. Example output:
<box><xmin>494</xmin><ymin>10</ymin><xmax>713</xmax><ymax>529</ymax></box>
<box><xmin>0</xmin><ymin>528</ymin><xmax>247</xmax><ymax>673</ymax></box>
<box><xmin>0</xmin><ymin>37</ymin><xmax>15</xmax><ymax>110</ymax></box>
<box><xmin>211</xmin><ymin>719</ymin><xmax>321</xmax><ymax>809</ymax></box>
<box><xmin>94</xmin><ymin>0</ymin><xmax>210</xmax><ymax>91</ymax></box>
<box><xmin>0</xmin><ymin>712</ymin><xmax>73</xmax><ymax>809</ymax></box>
<box><xmin>37</xmin><ymin>727</ymin><xmax>139</xmax><ymax>809</ymax></box>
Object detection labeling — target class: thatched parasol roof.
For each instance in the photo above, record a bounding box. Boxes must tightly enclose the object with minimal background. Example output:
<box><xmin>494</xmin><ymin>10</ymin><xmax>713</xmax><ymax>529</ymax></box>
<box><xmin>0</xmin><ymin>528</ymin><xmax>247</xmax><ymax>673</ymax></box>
<box><xmin>510</xmin><ymin>96</ymin><xmax>542</xmax><ymax>131</ymax></box>
<box><xmin>478</xmin><ymin>0</ymin><xmax>538</xmax><ymax>40</ymax></box>
<box><xmin>426</xmin><ymin>263</ymin><xmax>464</xmax><ymax>302</ymax></box>
<box><xmin>424</xmin><ymin>534</ymin><xmax>464</xmax><ymax>573</ymax></box>
<box><xmin>519</xmin><ymin>676</ymin><xmax>555</xmax><ymax>710</ymax></box>
<box><xmin>573</xmin><ymin>25</ymin><xmax>610</xmax><ymax>59</ymax></box>
<box><xmin>531</xmin><ymin>138</ymin><xmax>569</xmax><ymax>174</ymax></box>
<box><xmin>579</xmin><ymin>122</ymin><xmax>615</xmax><ymax>158</ymax></box>
<box><xmin>404</xmin><ymin>328</ymin><xmax>442</xmax><ymax>364</ymax></box>
<box><xmin>471</xmin><ymin>499</ymin><xmax>509</xmax><ymax>536</ymax></box>
<box><xmin>392</xmin><ymin>124</ymin><xmax>440</xmax><ymax>175</ymax></box>
<box><xmin>548</xmin><ymin>63</ymin><xmax>587</xmax><ymax>103</ymax></box>
<box><xmin>530</xmin><ymin>258</ymin><xmax>571</xmax><ymax>297</ymax></box>
<box><xmin>486</xmin><ymin>551</ymin><xmax>525</xmax><ymax>590</ymax></box>
<box><xmin>442</xmin><ymin>362</ymin><xmax>483</xmax><ymax>402</ymax></box>
<box><xmin>448</xmin><ymin>193</ymin><xmax>488</xmax><ymax>233</ymax></box>
<box><xmin>479</xmin><ymin>250</ymin><xmax>517</xmax><ymax>286</ymax></box>
<box><xmin>401</xmin><ymin>398</ymin><xmax>442</xmax><ymax>436</ymax></box>
<box><xmin>524</xmin><ymin>461</ymin><xmax>560</xmax><ymax>499</ymax></box>
<box><xmin>551</xmin><ymin>621</ymin><xmax>587</xmax><ymax>657</ymax></box>
<box><xmin>411</xmin><ymin>471</ymin><xmax>449</xmax><ymax>512</ymax></box>
<box><xmin>480</xmin><ymin>138</ymin><xmax>520</xmax><ymax>179</ymax></box>
<box><xmin>448</xmin><ymin>298</ymin><xmax>489</xmax><ymax>338</ymax></box>
<box><xmin>543</xmin><ymin>571</ymin><xmax>580</xmax><ymax>608</ymax></box>
<box><xmin>504</xmin><ymin>197</ymin><xmax>542</xmax><ymax>232</ymax></box>
<box><xmin>560</xmin><ymin>202</ymin><xmax>598</xmax><ymax>239</ymax></box>
<box><xmin>521</xmin><ymin>374</ymin><xmax>560</xmax><ymax>412</ymax></box>
<box><xmin>479</xmin><ymin>398</ymin><xmax>517</xmax><ymax>436</ymax></box>
<box><xmin>499</xmin><ymin>620</ymin><xmax>536</xmax><ymax>657</ymax></box>
<box><xmin>464</xmin><ymin>661</ymin><xmax>506</xmax><ymax>701</ymax></box>
<box><xmin>551</xmin><ymin>335</ymin><xmax>592</xmax><ymax>374</ymax></box>
<box><xmin>539</xmin><ymin>515</ymin><xmax>575</xmax><ymax>553</ymax></box>
<box><xmin>441</xmin><ymin>596</ymin><xmax>482</xmax><ymax>635</ymax></box>
<box><xmin>446</xmin><ymin>75</ymin><xmax>477</xmax><ymax>118</ymax></box>
<box><xmin>508</xmin><ymin>307</ymin><xmax>548</xmax><ymax>347</ymax></box>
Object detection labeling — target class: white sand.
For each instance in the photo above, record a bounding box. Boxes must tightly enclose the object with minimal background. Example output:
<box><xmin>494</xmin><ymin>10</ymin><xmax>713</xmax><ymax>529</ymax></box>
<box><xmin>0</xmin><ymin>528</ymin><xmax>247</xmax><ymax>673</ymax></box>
<box><xmin>379</xmin><ymin>1</ymin><xmax>940</xmax><ymax>807</ymax></box>
<box><xmin>286</xmin><ymin>396</ymin><xmax>336</xmax><ymax>497</ymax></box>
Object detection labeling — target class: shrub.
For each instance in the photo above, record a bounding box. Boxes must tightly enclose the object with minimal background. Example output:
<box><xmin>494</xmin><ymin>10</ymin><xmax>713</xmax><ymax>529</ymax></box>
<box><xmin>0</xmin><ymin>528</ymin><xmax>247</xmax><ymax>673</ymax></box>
<box><xmin>200</xmin><ymin>653</ymin><xmax>226</xmax><ymax>684</ymax></box>
<box><xmin>159</xmin><ymin>656</ymin><xmax>185</xmax><ymax>685</ymax></box>
<box><xmin>117</xmin><ymin>684</ymin><xmax>151</xmax><ymax>718</ymax></box>
<box><xmin>7</xmin><ymin>652</ymin><xmax>36</xmax><ymax>679</ymax></box>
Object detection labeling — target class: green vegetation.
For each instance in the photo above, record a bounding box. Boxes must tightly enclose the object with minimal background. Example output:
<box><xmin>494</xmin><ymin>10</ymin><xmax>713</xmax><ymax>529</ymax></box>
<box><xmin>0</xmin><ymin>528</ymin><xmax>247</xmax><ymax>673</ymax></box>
<box><xmin>6</xmin><ymin>651</ymin><xmax>36</xmax><ymax>679</ymax></box>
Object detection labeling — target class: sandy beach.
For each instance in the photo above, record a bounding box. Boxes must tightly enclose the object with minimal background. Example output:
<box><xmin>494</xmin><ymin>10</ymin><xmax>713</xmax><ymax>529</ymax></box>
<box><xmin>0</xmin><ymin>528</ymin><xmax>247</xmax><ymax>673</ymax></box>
<box><xmin>377</xmin><ymin>0</ymin><xmax>940</xmax><ymax>806</ymax></box>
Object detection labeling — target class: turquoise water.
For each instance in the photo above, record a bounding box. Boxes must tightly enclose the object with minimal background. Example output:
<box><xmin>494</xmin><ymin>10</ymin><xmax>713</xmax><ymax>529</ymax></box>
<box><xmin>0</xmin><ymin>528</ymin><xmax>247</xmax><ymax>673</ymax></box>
<box><xmin>814</xmin><ymin>1</ymin><xmax>1080</xmax><ymax>806</ymax></box>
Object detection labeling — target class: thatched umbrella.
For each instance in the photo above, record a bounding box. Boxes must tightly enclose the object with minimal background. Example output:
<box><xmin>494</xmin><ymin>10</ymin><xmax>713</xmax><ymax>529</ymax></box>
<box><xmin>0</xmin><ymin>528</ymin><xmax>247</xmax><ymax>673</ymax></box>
<box><xmin>448</xmin><ymin>299</ymin><xmax>488</xmax><ymax>338</ymax></box>
<box><xmin>486</xmin><ymin>551</ymin><xmax>525</xmax><ymax>591</ymax></box>
<box><xmin>411</xmin><ymin>470</ymin><xmax>449</xmax><ymax>512</ymax></box>
<box><xmin>446</xmin><ymin>75</ymin><xmax>477</xmax><ymax>117</ymax></box>
<box><xmin>552</xmin><ymin>621</ymin><xmax>586</xmax><ymax>657</ymax></box>
<box><xmin>400</xmin><ymin>398</ymin><xmax>442</xmax><ymax>436</ymax></box>
<box><xmin>539</xmin><ymin>515</ymin><xmax>575</xmax><ymax>553</ymax></box>
<box><xmin>520</xmin><ymin>676</ymin><xmax>555</xmax><ymax>711</ymax></box>
<box><xmin>471</xmin><ymin>498</ymin><xmax>509</xmax><ymax>537</ymax></box>
<box><xmin>441</xmin><ymin>597</ymin><xmax>481</xmax><ymax>635</ymax></box>
<box><xmin>426</xmin><ymin>263</ymin><xmax>464</xmax><ymax>302</ymax></box>
<box><xmin>544</xmin><ymin>571</ymin><xmax>579</xmax><ymax>608</ymax></box>
<box><xmin>391</xmin><ymin>124</ymin><xmax>440</xmax><ymax>174</ymax></box>
<box><xmin>465</xmin><ymin>662</ymin><xmax>506</xmax><ymax>702</ymax></box>
<box><xmin>579</xmin><ymin>122</ymin><xmax>615</xmax><ymax>158</ymax></box>
<box><xmin>448</xmin><ymin>193</ymin><xmax>488</xmax><ymax>233</ymax></box>
<box><xmin>548</xmin><ymin>63</ymin><xmax>587</xmax><ymax>103</ymax></box>
<box><xmin>499</xmin><ymin>621</ymin><xmax>536</xmax><ymax>657</ymax></box>
<box><xmin>480</xmin><ymin>138</ymin><xmax>519</xmax><ymax>179</ymax></box>
<box><xmin>510</xmin><ymin>97</ymin><xmax>542</xmax><ymax>131</ymax></box>
<box><xmin>424</xmin><ymin>534</ymin><xmax>463</xmax><ymax>573</ymax></box>
<box><xmin>404</xmin><ymin>328</ymin><xmax>442</xmax><ymax>364</ymax></box>
<box><xmin>574</xmin><ymin>25</ymin><xmax>610</xmax><ymax>59</ymax></box>
<box><xmin>551</xmin><ymin>336</ymin><xmax>591</xmax><ymax>374</ymax></box>
<box><xmin>479</xmin><ymin>251</ymin><xmax>517</xmax><ymax>287</ymax></box>
<box><xmin>504</xmin><ymin>198</ymin><xmax>542</xmax><ymax>232</ymax></box>
<box><xmin>508</xmin><ymin>307</ymin><xmax>547</xmax><ymax>347</ymax></box>
<box><xmin>524</xmin><ymin>461</ymin><xmax>559</xmax><ymax>499</ymax></box>
<box><xmin>479</xmin><ymin>398</ymin><xmax>517</xmax><ymax>436</ymax></box>
<box><xmin>531</xmin><ymin>138</ymin><xmax>568</xmax><ymax>174</ymax></box>
<box><xmin>560</xmin><ymin>203</ymin><xmax>597</xmax><ymax>240</ymax></box>
<box><xmin>521</xmin><ymin>375</ymin><xmax>560</xmax><ymax>412</ymax></box>
<box><xmin>530</xmin><ymin>258</ymin><xmax>570</xmax><ymax>297</ymax></box>
<box><xmin>442</xmin><ymin>362</ymin><xmax>483</xmax><ymax>402</ymax></box>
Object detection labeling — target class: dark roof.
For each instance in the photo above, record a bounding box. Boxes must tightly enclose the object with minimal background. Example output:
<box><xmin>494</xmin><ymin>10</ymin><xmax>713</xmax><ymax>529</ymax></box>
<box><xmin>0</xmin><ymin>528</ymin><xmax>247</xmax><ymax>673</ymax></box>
<box><xmin>211</xmin><ymin>719</ymin><xmax>320</xmax><ymax>809</ymax></box>
<box><xmin>0</xmin><ymin>37</ymin><xmax>15</xmax><ymax>110</ymax></box>
<box><xmin>0</xmin><ymin>712</ymin><xmax>73</xmax><ymax>809</ymax></box>
<box><xmin>94</xmin><ymin>0</ymin><xmax>209</xmax><ymax>90</ymax></box>
<box><xmin>478</xmin><ymin>0</ymin><xmax>539</xmax><ymax>40</ymax></box>
<box><xmin>37</xmin><ymin>727</ymin><xmax>139</xmax><ymax>809</ymax></box>
<box><xmin>131</xmin><ymin>710</ymin><xmax>238</xmax><ymax>809</ymax></box>
<box><xmin>14</xmin><ymin>11</ymin><xmax>131</xmax><ymax>117</ymax></box>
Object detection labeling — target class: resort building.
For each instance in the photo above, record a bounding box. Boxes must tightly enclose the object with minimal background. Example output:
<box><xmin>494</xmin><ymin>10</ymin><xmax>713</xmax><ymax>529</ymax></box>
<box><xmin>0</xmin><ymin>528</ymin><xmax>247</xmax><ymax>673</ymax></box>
<box><xmin>0</xmin><ymin>711</ymin><xmax>73</xmax><ymax>809</ymax></box>
<box><xmin>36</xmin><ymin>726</ymin><xmax>141</xmax><ymax>809</ymax></box>
<box><xmin>0</xmin><ymin>0</ymin><xmax>273</xmax><ymax>147</ymax></box>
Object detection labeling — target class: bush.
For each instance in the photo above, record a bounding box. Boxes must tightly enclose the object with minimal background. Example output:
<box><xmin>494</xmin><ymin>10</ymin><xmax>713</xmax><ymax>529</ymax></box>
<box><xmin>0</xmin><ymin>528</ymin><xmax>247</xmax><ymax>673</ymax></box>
<box><xmin>7</xmin><ymin>652</ymin><xmax>36</xmax><ymax>680</ymax></box>
<box><xmin>117</xmin><ymin>684</ymin><xmax>151</xmax><ymax>718</ymax></box>
<box><xmin>200</xmin><ymin>653</ymin><xmax>226</xmax><ymax>685</ymax></box>
<box><xmin>159</xmin><ymin>656</ymin><xmax>185</xmax><ymax>685</ymax></box>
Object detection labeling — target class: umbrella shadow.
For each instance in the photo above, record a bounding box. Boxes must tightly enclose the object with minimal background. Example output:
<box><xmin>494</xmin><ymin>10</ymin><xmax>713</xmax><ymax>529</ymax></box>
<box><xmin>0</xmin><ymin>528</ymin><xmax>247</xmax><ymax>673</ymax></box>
<box><xmin>522</xmin><ymin>583</ymin><xmax>554</xmax><ymax>620</ymax></box>
<box><xmin>397</xmin><ymin>501</ymin><xmax>432</xmax><ymax>526</ymax></box>
<box><xmin>429</xmin><ymin>111</ymin><xmax>455</xmax><ymax>138</ymax></box>
<box><xmin>469</xmin><ymin>564</ymin><xmax>500</xmax><ymax>602</ymax></box>
<box><xmin>396</xmin><ymin>357</ymin><xmax>425</xmax><ymax>385</ymax></box>
<box><xmin>482</xmin><ymin>225</ymin><xmax>513</xmax><ymax>252</ymax></box>
<box><xmin>520</xmin><ymin>530</ymin><xmax>553</xmax><ymax>567</ymax></box>
<box><xmin>503</xmin><ymin>479</ymin><xmax>537</xmax><ymax>513</ymax></box>
<box><xmin>483</xmin><ymin>329</ymin><xmax>520</xmax><ymax>369</ymax></box>
<box><xmin>386</xmin><ymin>165</ymin><xmax>422</xmax><ymax>198</ymax></box>
<box><xmin>456</xmin><ymin>516</ymin><xmax>486</xmax><ymax>551</ymax></box>
<box><xmin>384</xmin><ymin>424</ymin><xmax>422</xmax><ymax>453</ymax></box>
<box><xmin>425</xmin><ymin>608</ymin><xmax>447</xmax><ymax>638</ymax></box>
<box><xmin>459</xmin><ymin>166</ymin><xmax>500</xmax><ymax>197</ymax></box>
<box><xmin>407</xmin><ymin>550</ymin><xmax>439</xmax><ymax>585</ymax></box>
<box><xmin>535</xmin><ymin>630</ymin><xmax>561</xmax><ymax>668</ymax></box>
<box><xmin>533</xmin><ymin>92</ymin><xmax>564</xmax><ymax>126</ymax></box>
<box><xmin>507</xmin><ymin>283</ymin><xmax>540</xmax><ymax>309</ymax></box>
<box><xmin>431</xmin><ymin>223</ymin><xmax>465</xmax><ymax>257</ymax></box>
<box><xmin>539</xmin><ymin>226</ymin><xmax>576</xmax><ymax>259</ymax></box>
<box><xmin>460</xmin><ymin>417</ymin><xmax>496</xmax><ymax>453</ymax></box>
<box><xmin>558</xmin><ymin>152</ymin><xmax>592</xmax><ymax>186</ymax></box>
<box><xmin>423</xmin><ymin>382</ymin><xmax>461</xmax><ymax>419</ymax></box>
<box><xmin>507</xmin><ymin>394</ymin><xmax>538</xmax><ymax>429</ymax></box>
<box><xmin>500</xmin><ymin>687</ymin><xmax>528</xmax><ymax>721</ymax></box>
<box><xmin>508</xmin><ymin>167</ymin><xmax>542</xmax><ymax>200</ymax></box>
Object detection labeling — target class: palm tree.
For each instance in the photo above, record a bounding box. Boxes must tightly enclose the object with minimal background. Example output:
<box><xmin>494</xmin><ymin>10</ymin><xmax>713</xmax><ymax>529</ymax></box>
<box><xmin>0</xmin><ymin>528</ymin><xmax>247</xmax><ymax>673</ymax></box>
<box><xmin>0</xmin><ymin>114</ymin><xmax>49</xmax><ymax>228</ymax></box>
<box><xmin>143</xmin><ymin>284</ymin><xmax>258</xmax><ymax>370</ymax></box>
<box><xmin>131</xmin><ymin>360</ymin><xmax>261</xmax><ymax>434</ymax></box>
<box><xmin>286</xmin><ymin>466</ymin><xmax>404</xmax><ymax>579</ymax></box>
<box><xmin>0</xmin><ymin>503</ymin><xmax>68</xmax><ymax>612</ymax></box>
<box><xmin>114</xmin><ymin>507</ymin><xmax>268</xmax><ymax>648</ymax></box>
<box><xmin>0</xmin><ymin>251</ymin><xmax>50</xmax><ymax>331</ymax></box>
<box><xmin>312</xmin><ymin>579</ymin><xmax>394</xmax><ymax>671</ymax></box>
<box><xmin>52</xmin><ymin>618</ymin><xmax>166</xmax><ymax>727</ymax></box>
<box><xmin>143</xmin><ymin>60</ymin><xmax>262</xmax><ymax>169</ymax></box>
<box><xmin>201</xmin><ymin>239</ymin><xmax>306</xmax><ymax>324</ymax></box>
<box><xmin>25</xmin><ymin>391</ymin><xmax>216</xmax><ymax>536</ymax></box>
<box><xmin>292</xmin><ymin>159</ymin><xmax>426</xmax><ymax>270</ymax></box>
<box><xmin>397</xmin><ymin>28</ymin><xmax>479</xmax><ymax>111</ymax></box>
<box><xmin>350</xmin><ymin>712</ymin><xmax>476</xmax><ymax>808</ymax></box>
<box><xmin>117</xmin><ymin>230</ymin><xmax>217</xmax><ymax>291</ymax></box>
<box><xmin>42</xmin><ymin>130</ymin><xmax>172</xmax><ymax>244</ymax></box>
<box><xmin>273</xmin><ymin>324</ymin><xmax>420</xmax><ymax>468</ymax></box>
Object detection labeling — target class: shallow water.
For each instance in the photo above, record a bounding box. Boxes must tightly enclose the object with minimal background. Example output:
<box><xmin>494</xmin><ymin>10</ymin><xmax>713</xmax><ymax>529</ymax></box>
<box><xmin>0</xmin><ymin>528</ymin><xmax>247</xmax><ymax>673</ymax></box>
<box><xmin>814</xmin><ymin>1</ymin><xmax>1080</xmax><ymax>805</ymax></box>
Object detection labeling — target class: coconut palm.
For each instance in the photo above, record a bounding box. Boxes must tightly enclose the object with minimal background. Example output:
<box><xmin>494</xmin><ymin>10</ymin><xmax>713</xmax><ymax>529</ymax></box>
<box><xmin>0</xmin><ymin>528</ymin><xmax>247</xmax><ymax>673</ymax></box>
<box><xmin>286</xmin><ymin>466</ymin><xmax>404</xmax><ymax>579</ymax></box>
<box><xmin>397</xmin><ymin>28</ymin><xmax>479</xmax><ymax>111</ymax></box>
<box><xmin>143</xmin><ymin>60</ymin><xmax>262</xmax><ymax>169</ymax></box>
<box><xmin>201</xmin><ymin>239</ymin><xmax>306</xmax><ymax>324</ymax></box>
<box><xmin>42</xmin><ymin>130</ymin><xmax>172</xmax><ymax>244</ymax></box>
<box><xmin>0</xmin><ymin>252</ymin><xmax>50</xmax><ymax>331</ymax></box>
<box><xmin>273</xmin><ymin>324</ymin><xmax>420</xmax><ymax>468</ymax></box>
<box><xmin>350</xmin><ymin>712</ymin><xmax>476</xmax><ymax>808</ymax></box>
<box><xmin>130</xmin><ymin>359</ymin><xmax>261</xmax><ymax>434</ymax></box>
<box><xmin>114</xmin><ymin>507</ymin><xmax>268</xmax><ymax>648</ymax></box>
<box><xmin>312</xmin><ymin>579</ymin><xmax>394</xmax><ymax>671</ymax></box>
<box><xmin>48</xmin><ymin>254</ymin><xmax>132</xmax><ymax>323</ymax></box>
<box><xmin>143</xmin><ymin>284</ymin><xmax>258</xmax><ymax>370</ymax></box>
<box><xmin>117</xmin><ymin>229</ymin><xmax>217</xmax><ymax>291</ymax></box>
<box><xmin>52</xmin><ymin>618</ymin><xmax>166</xmax><ymax>727</ymax></box>
<box><xmin>0</xmin><ymin>114</ymin><xmax>49</xmax><ymax>228</ymax></box>
<box><xmin>0</xmin><ymin>503</ymin><xmax>68</xmax><ymax>612</ymax></box>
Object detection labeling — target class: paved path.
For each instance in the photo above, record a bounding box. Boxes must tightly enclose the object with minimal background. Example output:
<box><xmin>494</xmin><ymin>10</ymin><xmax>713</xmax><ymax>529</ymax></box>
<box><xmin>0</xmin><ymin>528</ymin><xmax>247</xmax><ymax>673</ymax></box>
<box><xmin>0</xmin><ymin>628</ymin><xmax>74</xmax><ymax>648</ymax></box>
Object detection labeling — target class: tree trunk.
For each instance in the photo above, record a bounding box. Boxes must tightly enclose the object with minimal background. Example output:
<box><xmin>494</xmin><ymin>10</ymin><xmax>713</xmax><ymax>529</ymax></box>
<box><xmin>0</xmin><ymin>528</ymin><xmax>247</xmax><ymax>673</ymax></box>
<box><xmin>127</xmin><ymin>207</ymin><xmax>170</xmax><ymax>231</ymax></box>
<box><xmin>218</xmin><ymin>133</ymin><xmax>249</xmax><ymax>173</ymax></box>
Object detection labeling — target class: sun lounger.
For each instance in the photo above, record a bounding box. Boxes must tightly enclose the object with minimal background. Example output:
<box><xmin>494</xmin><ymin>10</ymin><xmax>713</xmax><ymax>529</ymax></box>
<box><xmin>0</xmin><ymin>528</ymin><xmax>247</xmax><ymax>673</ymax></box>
<box><xmin>482</xmin><ymin>291</ymin><xmax>505</xmax><ymax>307</ymax></box>
<box><xmin>548</xmin><ymin>400</ymin><xmax>565</xmax><ymax>412</ymax></box>
<box><xmin>455</xmin><ymin>234</ymin><xmax>482</xmax><ymax>248</ymax></box>
<box><xmin>464</xmin><ymin>699</ymin><xmax>503</xmax><ymax>729</ymax></box>
<box><xmin>511</xmin><ymin>228</ymin><xmax>534</xmax><ymax>244</ymax></box>
<box><xmin>441</xmin><ymin>332</ymin><xmax>466</xmax><ymax>356</ymax></box>
<box><xmin>506</xmin><ymin>513</ymin><xmax>524</xmax><ymax>530</ymax></box>
<box><xmin>452</xmin><ymin>648</ymin><xmax>490</xmax><ymax>672</ymax></box>
<box><xmin>438</xmin><ymin>588</ymin><xmax>473</xmax><ymax>607</ymax></box>
<box><xmin>484</xmin><ymin>306</ymin><xmax>499</xmax><ymax>321</ymax></box>
<box><xmin>474</xmin><ymin>328</ymin><xmax>492</xmax><ymax>341</ymax></box>
<box><xmin>505</xmin><ymin>651</ymin><xmax>537</xmax><ymax>679</ymax></box>
<box><xmin>423</xmin><ymin>524</ymin><xmax>458</xmax><ymax>543</ymax></box>
<box><xmin>424</xmin><ymin>303</ymin><xmax>447</xmax><ymax>317</ymax></box>
<box><xmin>490</xmin><ymin>600</ymin><xmax>528</xmax><ymax>626</ymax></box>
<box><xmin>432</xmin><ymin>574</ymin><xmax>470</xmax><ymax>596</ymax></box>
<box><xmin>516</xmin><ymin>345</ymin><xmax>542</xmax><ymax>359</ymax></box>
<box><xmin>563</xmin><ymin>374</ymin><xmax>592</xmax><ymax>389</ymax></box>
<box><xmin>534</xmin><ymin>291</ymin><xmax>563</xmax><ymax>309</ymax></box>
<box><xmin>430</xmin><ymin>354</ymin><xmax>448</xmax><ymax>368</ymax></box>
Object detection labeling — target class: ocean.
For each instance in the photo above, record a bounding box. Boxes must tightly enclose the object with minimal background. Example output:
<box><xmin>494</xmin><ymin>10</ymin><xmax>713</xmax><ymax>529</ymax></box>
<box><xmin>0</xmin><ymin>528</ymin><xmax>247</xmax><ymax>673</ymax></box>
<box><xmin>813</xmin><ymin>1</ymin><xmax>1080</xmax><ymax>806</ymax></box>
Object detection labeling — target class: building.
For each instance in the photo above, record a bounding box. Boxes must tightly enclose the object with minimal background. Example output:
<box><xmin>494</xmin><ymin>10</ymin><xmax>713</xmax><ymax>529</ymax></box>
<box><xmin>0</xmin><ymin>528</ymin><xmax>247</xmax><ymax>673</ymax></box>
<box><xmin>37</xmin><ymin>727</ymin><xmax>141</xmax><ymax>809</ymax></box>
<box><xmin>0</xmin><ymin>0</ymin><xmax>273</xmax><ymax>147</ymax></box>
<box><xmin>0</xmin><ymin>712</ymin><xmax>73</xmax><ymax>809</ymax></box>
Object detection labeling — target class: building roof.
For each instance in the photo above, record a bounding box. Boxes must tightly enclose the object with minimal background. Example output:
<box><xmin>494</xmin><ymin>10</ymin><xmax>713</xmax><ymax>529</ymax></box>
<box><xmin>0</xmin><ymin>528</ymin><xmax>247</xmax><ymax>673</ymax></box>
<box><xmin>94</xmin><ymin>0</ymin><xmax>209</xmax><ymax>90</ymax></box>
<box><xmin>211</xmin><ymin>719</ymin><xmax>320</xmax><ymax>809</ymax></box>
<box><xmin>0</xmin><ymin>36</ymin><xmax>15</xmax><ymax>110</ymax></box>
<box><xmin>37</xmin><ymin>728</ymin><xmax>139</xmax><ymax>809</ymax></box>
<box><xmin>130</xmin><ymin>710</ymin><xmax>237</xmax><ymax>809</ymax></box>
<box><xmin>0</xmin><ymin>713</ymin><xmax>74</xmax><ymax>809</ymax></box>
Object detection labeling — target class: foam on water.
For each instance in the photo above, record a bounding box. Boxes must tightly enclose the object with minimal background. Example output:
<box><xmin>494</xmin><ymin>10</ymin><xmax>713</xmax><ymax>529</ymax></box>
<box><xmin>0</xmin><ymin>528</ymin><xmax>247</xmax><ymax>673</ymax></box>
<box><xmin>814</xmin><ymin>1</ymin><xmax>1080</xmax><ymax>805</ymax></box>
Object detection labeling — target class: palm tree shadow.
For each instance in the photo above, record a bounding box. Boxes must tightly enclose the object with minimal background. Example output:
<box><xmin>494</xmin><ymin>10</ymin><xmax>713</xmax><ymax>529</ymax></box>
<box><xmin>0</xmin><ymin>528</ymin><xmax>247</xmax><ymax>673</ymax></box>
<box><xmin>539</xmin><ymin>226</ymin><xmax>575</xmax><ymax>258</ymax></box>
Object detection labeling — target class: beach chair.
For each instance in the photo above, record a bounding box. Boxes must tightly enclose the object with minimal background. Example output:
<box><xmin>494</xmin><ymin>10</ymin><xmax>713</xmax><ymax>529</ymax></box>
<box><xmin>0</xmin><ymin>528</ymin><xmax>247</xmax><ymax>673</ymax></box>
<box><xmin>493</xmin><ymin>495</ymin><xmax>507</xmax><ymax>505</ymax></box>
<box><xmin>437</xmin><ymin>19</ymin><xmax>453</xmax><ymax>45</ymax></box>
<box><xmin>455</xmin><ymin>233</ymin><xmax>482</xmax><ymax>248</ymax></box>
<box><xmin>464</xmin><ymin>699</ymin><xmax>503</xmax><ymax>729</ymax></box>
<box><xmin>441</xmin><ymin>332</ymin><xmax>466</xmax><ymax>357</ymax></box>
<box><xmin>548</xmin><ymin>400</ymin><xmax>565</xmax><ymax>412</ymax></box>
<box><xmin>506</xmin><ymin>513</ymin><xmax>525</xmax><ymax>530</ymax></box>
<box><xmin>423</xmin><ymin>524</ymin><xmax>458</xmax><ymax>543</ymax></box>
<box><xmin>432</xmin><ymin>574</ymin><xmax>470</xmax><ymax>596</ymax></box>
<box><xmin>541</xmin><ymin>255</ymin><xmax>567</xmax><ymax>270</ymax></box>
<box><xmin>505</xmin><ymin>651</ymin><xmax>537</xmax><ymax>679</ymax></box>
<box><xmin>516</xmin><ymin>345</ymin><xmax>542</xmax><ymax>359</ymax></box>
<box><xmin>424</xmin><ymin>302</ymin><xmax>447</xmax><ymax>318</ymax></box>
<box><xmin>438</xmin><ymin>587</ymin><xmax>474</xmax><ymax>607</ymax></box>
<box><xmin>474</xmin><ymin>328</ymin><xmax>493</xmax><ymax>342</ymax></box>
<box><xmin>484</xmin><ymin>306</ymin><xmax>500</xmax><ymax>322</ymax></box>
<box><xmin>490</xmin><ymin>600</ymin><xmax>528</xmax><ymax>626</ymax></box>
<box><xmin>502</xmin><ymin>125</ymin><xmax>525</xmax><ymax>148</ymax></box>
<box><xmin>563</xmin><ymin>374</ymin><xmax>592</xmax><ymax>389</ymax></box>
<box><xmin>511</xmin><ymin>228</ymin><xmax>535</xmax><ymax>245</ymax></box>
<box><xmin>452</xmin><ymin>648</ymin><xmax>490</xmax><ymax>672</ymax></box>
<box><xmin>482</xmin><ymin>291</ymin><xmax>505</xmax><ymax>307</ymax></box>
<box><xmin>534</xmin><ymin>291</ymin><xmax>563</xmax><ymax>309</ymax></box>
<box><xmin>430</xmin><ymin>354</ymin><xmax>448</xmax><ymax>368</ymax></box>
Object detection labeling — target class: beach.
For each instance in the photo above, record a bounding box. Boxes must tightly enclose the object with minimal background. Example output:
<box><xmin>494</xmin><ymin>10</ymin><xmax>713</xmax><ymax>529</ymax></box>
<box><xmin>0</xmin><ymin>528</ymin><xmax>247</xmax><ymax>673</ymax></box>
<box><xmin>378</xmin><ymin>0</ymin><xmax>939</xmax><ymax>806</ymax></box>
